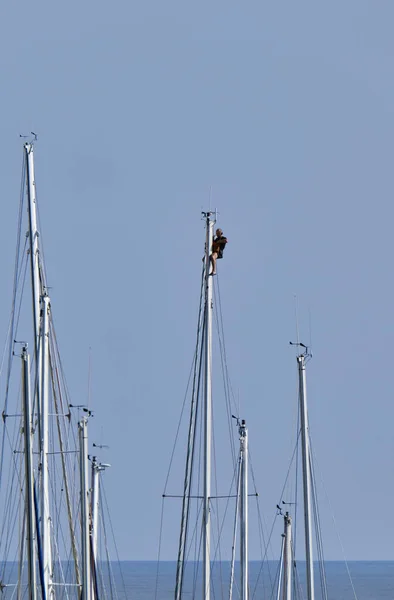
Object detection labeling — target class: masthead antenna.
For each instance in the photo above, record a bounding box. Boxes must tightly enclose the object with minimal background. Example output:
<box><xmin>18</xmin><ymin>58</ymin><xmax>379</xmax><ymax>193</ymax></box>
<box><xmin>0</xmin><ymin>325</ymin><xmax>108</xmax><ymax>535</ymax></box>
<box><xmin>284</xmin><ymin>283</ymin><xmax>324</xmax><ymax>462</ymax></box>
<box><xmin>19</xmin><ymin>132</ymin><xmax>38</xmax><ymax>144</ymax></box>
<box><xmin>87</xmin><ymin>347</ymin><xmax>92</xmax><ymax>409</ymax></box>
<box><xmin>294</xmin><ymin>294</ymin><xmax>300</xmax><ymax>346</ymax></box>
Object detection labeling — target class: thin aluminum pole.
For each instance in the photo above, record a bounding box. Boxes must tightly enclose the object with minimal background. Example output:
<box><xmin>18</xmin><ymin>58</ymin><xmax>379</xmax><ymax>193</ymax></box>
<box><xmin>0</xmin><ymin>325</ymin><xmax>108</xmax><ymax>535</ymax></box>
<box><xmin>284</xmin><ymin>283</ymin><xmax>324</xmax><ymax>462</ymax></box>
<box><xmin>40</xmin><ymin>295</ymin><xmax>53</xmax><ymax>600</ymax></box>
<box><xmin>203</xmin><ymin>212</ymin><xmax>214</xmax><ymax>600</ymax></box>
<box><xmin>283</xmin><ymin>513</ymin><xmax>292</xmax><ymax>600</ymax></box>
<box><xmin>91</xmin><ymin>457</ymin><xmax>99</xmax><ymax>600</ymax></box>
<box><xmin>297</xmin><ymin>354</ymin><xmax>314</xmax><ymax>600</ymax></box>
<box><xmin>90</xmin><ymin>458</ymin><xmax>110</xmax><ymax>600</ymax></box>
<box><xmin>79</xmin><ymin>419</ymin><xmax>91</xmax><ymax>600</ymax></box>
<box><xmin>239</xmin><ymin>420</ymin><xmax>248</xmax><ymax>600</ymax></box>
<box><xmin>91</xmin><ymin>458</ymin><xmax>100</xmax><ymax>564</ymax></box>
<box><xmin>22</xmin><ymin>348</ymin><xmax>37</xmax><ymax>600</ymax></box>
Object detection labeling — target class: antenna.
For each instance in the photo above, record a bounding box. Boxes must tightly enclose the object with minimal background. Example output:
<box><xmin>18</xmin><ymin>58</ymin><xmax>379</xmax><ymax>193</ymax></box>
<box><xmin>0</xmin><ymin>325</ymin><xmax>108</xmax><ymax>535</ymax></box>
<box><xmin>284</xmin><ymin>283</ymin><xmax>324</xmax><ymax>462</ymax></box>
<box><xmin>19</xmin><ymin>132</ymin><xmax>38</xmax><ymax>143</ymax></box>
<box><xmin>294</xmin><ymin>294</ymin><xmax>300</xmax><ymax>345</ymax></box>
<box><xmin>289</xmin><ymin>341</ymin><xmax>312</xmax><ymax>360</ymax></box>
<box><xmin>87</xmin><ymin>347</ymin><xmax>92</xmax><ymax>408</ymax></box>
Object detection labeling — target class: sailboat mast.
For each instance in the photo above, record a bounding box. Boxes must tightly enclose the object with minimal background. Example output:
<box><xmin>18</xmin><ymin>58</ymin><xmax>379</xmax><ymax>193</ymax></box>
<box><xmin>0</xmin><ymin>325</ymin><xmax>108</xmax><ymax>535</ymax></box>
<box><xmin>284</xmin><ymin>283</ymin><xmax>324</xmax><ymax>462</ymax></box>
<box><xmin>297</xmin><ymin>352</ymin><xmax>315</xmax><ymax>600</ymax></box>
<box><xmin>25</xmin><ymin>143</ymin><xmax>42</xmax><ymax>357</ymax></box>
<box><xmin>239</xmin><ymin>420</ymin><xmax>248</xmax><ymax>600</ymax></box>
<box><xmin>79</xmin><ymin>419</ymin><xmax>91</xmax><ymax>600</ymax></box>
<box><xmin>203</xmin><ymin>212</ymin><xmax>214</xmax><ymax>600</ymax></box>
<box><xmin>90</xmin><ymin>457</ymin><xmax>109</xmax><ymax>600</ymax></box>
<box><xmin>22</xmin><ymin>347</ymin><xmax>37</xmax><ymax>600</ymax></box>
<box><xmin>40</xmin><ymin>295</ymin><xmax>53</xmax><ymax>599</ymax></box>
<box><xmin>283</xmin><ymin>513</ymin><xmax>292</xmax><ymax>600</ymax></box>
<box><xmin>91</xmin><ymin>457</ymin><xmax>100</xmax><ymax>600</ymax></box>
<box><xmin>25</xmin><ymin>143</ymin><xmax>53</xmax><ymax>599</ymax></box>
<box><xmin>91</xmin><ymin>457</ymin><xmax>100</xmax><ymax>566</ymax></box>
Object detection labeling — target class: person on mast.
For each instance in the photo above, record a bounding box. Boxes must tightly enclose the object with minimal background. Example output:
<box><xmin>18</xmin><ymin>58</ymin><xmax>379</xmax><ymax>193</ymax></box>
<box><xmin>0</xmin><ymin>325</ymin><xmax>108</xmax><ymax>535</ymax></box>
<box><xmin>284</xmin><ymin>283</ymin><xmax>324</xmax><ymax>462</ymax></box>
<box><xmin>210</xmin><ymin>228</ymin><xmax>228</xmax><ymax>275</ymax></box>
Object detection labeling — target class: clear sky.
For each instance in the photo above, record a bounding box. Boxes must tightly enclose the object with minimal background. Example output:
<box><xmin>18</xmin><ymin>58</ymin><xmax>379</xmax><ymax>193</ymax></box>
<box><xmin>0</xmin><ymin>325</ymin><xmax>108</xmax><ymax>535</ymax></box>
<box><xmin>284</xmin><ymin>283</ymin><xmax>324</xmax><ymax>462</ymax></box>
<box><xmin>0</xmin><ymin>1</ymin><xmax>393</xmax><ymax>561</ymax></box>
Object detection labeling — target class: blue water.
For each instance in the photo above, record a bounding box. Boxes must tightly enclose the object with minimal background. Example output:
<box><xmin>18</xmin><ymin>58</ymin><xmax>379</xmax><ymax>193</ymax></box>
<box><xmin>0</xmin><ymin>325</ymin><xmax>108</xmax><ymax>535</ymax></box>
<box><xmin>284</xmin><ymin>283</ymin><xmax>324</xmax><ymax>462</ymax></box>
<box><xmin>115</xmin><ymin>561</ymin><xmax>394</xmax><ymax>599</ymax></box>
<box><xmin>2</xmin><ymin>561</ymin><xmax>392</xmax><ymax>598</ymax></box>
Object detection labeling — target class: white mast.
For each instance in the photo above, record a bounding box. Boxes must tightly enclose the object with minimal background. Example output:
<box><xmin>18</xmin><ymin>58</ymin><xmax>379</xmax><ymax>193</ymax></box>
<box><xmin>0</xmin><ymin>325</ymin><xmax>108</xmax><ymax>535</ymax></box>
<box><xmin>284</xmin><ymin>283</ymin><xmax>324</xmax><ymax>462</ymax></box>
<box><xmin>282</xmin><ymin>513</ymin><xmax>292</xmax><ymax>600</ymax></box>
<box><xmin>40</xmin><ymin>295</ymin><xmax>53</xmax><ymax>599</ymax></box>
<box><xmin>79</xmin><ymin>419</ymin><xmax>91</xmax><ymax>600</ymax></box>
<box><xmin>25</xmin><ymin>143</ymin><xmax>42</xmax><ymax>357</ymax></box>
<box><xmin>276</xmin><ymin>535</ymin><xmax>285</xmax><ymax>600</ymax></box>
<box><xmin>239</xmin><ymin>419</ymin><xmax>248</xmax><ymax>600</ymax></box>
<box><xmin>297</xmin><ymin>351</ymin><xmax>315</xmax><ymax>600</ymax></box>
<box><xmin>91</xmin><ymin>457</ymin><xmax>99</xmax><ymax>600</ymax></box>
<box><xmin>22</xmin><ymin>347</ymin><xmax>37</xmax><ymax>600</ymax></box>
<box><xmin>91</xmin><ymin>457</ymin><xmax>110</xmax><ymax>600</ymax></box>
<box><xmin>91</xmin><ymin>457</ymin><xmax>100</xmax><ymax>566</ymax></box>
<box><xmin>203</xmin><ymin>211</ymin><xmax>214</xmax><ymax>600</ymax></box>
<box><xmin>25</xmin><ymin>142</ymin><xmax>53</xmax><ymax>600</ymax></box>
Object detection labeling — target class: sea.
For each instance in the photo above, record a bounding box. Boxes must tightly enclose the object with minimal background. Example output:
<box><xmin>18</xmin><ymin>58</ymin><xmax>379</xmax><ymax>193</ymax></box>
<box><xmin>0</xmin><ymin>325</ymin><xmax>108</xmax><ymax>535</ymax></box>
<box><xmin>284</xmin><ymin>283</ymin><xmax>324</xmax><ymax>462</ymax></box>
<box><xmin>1</xmin><ymin>561</ymin><xmax>392</xmax><ymax>599</ymax></box>
<box><xmin>113</xmin><ymin>561</ymin><xmax>394</xmax><ymax>599</ymax></box>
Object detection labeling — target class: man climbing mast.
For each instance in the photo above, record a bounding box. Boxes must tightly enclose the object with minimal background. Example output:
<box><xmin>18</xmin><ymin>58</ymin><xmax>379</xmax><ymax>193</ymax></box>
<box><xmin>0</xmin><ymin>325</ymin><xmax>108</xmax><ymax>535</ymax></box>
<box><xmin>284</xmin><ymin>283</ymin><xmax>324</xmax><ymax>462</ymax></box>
<box><xmin>210</xmin><ymin>228</ymin><xmax>228</xmax><ymax>275</ymax></box>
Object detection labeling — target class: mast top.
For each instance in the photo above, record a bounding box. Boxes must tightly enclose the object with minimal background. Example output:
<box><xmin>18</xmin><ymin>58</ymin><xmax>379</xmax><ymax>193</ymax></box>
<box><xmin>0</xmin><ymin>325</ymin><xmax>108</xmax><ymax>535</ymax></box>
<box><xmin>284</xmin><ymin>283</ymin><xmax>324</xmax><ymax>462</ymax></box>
<box><xmin>289</xmin><ymin>341</ymin><xmax>312</xmax><ymax>360</ymax></box>
<box><xmin>21</xmin><ymin>132</ymin><xmax>38</xmax><ymax>149</ymax></box>
<box><xmin>201</xmin><ymin>210</ymin><xmax>217</xmax><ymax>222</ymax></box>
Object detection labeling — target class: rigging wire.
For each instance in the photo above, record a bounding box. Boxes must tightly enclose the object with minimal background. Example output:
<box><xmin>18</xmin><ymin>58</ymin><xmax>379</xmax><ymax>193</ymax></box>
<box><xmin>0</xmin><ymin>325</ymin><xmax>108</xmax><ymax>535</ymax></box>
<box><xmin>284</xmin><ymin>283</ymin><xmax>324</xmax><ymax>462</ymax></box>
<box><xmin>251</xmin><ymin>434</ymin><xmax>300</xmax><ymax>600</ymax></box>
<box><xmin>228</xmin><ymin>449</ymin><xmax>241</xmax><ymax>600</ymax></box>
<box><xmin>99</xmin><ymin>501</ymin><xmax>116</xmax><ymax>600</ymax></box>
<box><xmin>210</xmin><ymin>398</ymin><xmax>224</xmax><ymax>600</ymax></box>
<box><xmin>213</xmin><ymin>274</ymin><xmax>237</xmax><ymax>467</ymax></box>
<box><xmin>308</xmin><ymin>435</ymin><xmax>359</xmax><ymax>600</ymax></box>
<box><xmin>248</xmin><ymin>449</ymin><xmax>274</xmax><ymax>590</ymax></box>
<box><xmin>308</xmin><ymin>448</ymin><xmax>328</xmax><ymax>600</ymax></box>
<box><xmin>154</xmin><ymin>497</ymin><xmax>165</xmax><ymax>600</ymax></box>
<box><xmin>101</xmin><ymin>481</ymin><xmax>128</xmax><ymax>600</ymax></box>
<box><xmin>0</xmin><ymin>211</ymin><xmax>28</xmax><ymax>487</ymax></box>
<box><xmin>161</xmin><ymin>264</ymin><xmax>205</xmax><ymax>495</ymax></box>
<box><xmin>191</xmin><ymin>509</ymin><xmax>204</xmax><ymax>600</ymax></box>
<box><xmin>174</xmin><ymin>264</ymin><xmax>206</xmax><ymax>600</ymax></box>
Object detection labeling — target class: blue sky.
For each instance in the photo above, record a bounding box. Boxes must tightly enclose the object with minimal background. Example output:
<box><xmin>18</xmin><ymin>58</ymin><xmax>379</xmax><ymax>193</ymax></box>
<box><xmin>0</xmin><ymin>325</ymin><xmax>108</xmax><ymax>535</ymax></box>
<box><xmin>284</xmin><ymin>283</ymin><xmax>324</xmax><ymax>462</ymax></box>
<box><xmin>1</xmin><ymin>1</ymin><xmax>393</xmax><ymax>560</ymax></box>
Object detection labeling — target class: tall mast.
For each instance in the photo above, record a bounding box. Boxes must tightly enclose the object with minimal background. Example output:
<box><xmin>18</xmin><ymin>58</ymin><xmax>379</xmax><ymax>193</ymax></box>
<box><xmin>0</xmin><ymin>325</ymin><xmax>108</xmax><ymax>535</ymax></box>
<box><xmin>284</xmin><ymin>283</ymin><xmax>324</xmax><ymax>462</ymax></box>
<box><xmin>282</xmin><ymin>513</ymin><xmax>292</xmax><ymax>600</ymax></box>
<box><xmin>25</xmin><ymin>143</ymin><xmax>42</xmax><ymax>360</ymax></box>
<box><xmin>90</xmin><ymin>457</ymin><xmax>110</xmax><ymax>600</ymax></box>
<box><xmin>79</xmin><ymin>419</ymin><xmax>91</xmax><ymax>600</ymax></box>
<box><xmin>25</xmin><ymin>142</ymin><xmax>53</xmax><ymax>599</ymax></box>
<box><xmin>22</xmin><ymin>347</ymin><xmax>37</xmax><ymax>600</ymax></box>
<box><xmin>40</xmin><ymin>295</ymin><xmax>53</xmax><ymax>599</ymax></box>
<box><xmin>276</xmin><ymin>534</ymin><xmax>285</xmax><ymax>600</ymax></box>
<box><xmin>239</xmin><ymin>420</ymin><xmax>248</xmax><ymax>600</ymax></box>
<box><xmin>91</xmin><ymin>457</ymin><xmax>100</xmax><ymax>600</ymax></box>
<box><xmin>203</xmin><ymin>211</ymin><xmax>214</xmax><ymax>600</ymax></box>
<box><xmin>91</xmin><ymin>457</ymin><xmax>100</xmax><ymax>567</ymax></box>
<box><xmin>297</xmin><ymin>351</ymin><xmax>314</xmax><ymax>600</ymax></box>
